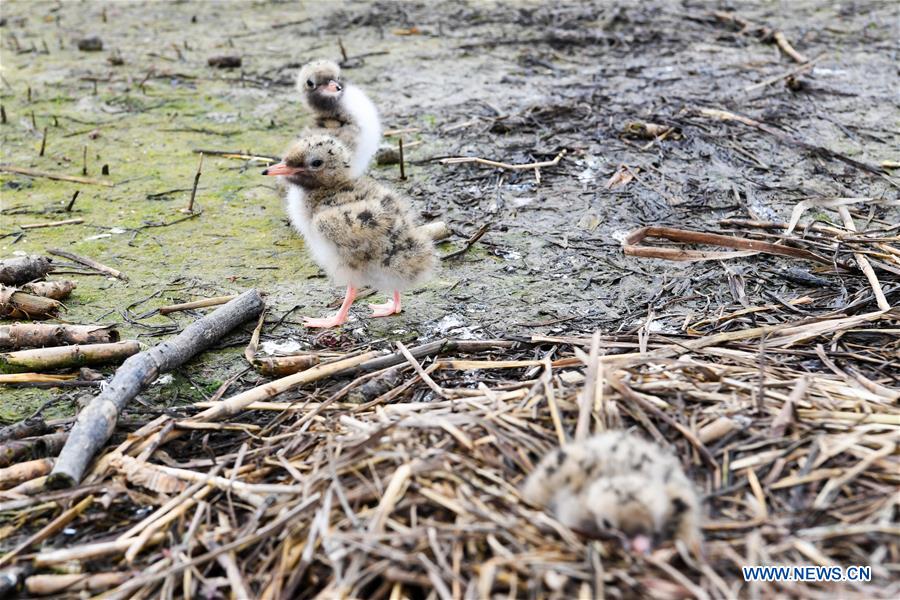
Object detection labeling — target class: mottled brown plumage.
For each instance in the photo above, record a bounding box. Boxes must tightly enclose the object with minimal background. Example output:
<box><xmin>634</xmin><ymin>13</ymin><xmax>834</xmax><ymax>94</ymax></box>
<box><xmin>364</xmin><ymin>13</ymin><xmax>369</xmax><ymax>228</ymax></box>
<box><xmin>522</xmin><ymin>432</ymin><xmax>703</xmax><ymax>555</ymax></box>
<box><xmin>264</xmin><ymin>135</ymin><xmax>434</xmax><ymax>327</ymax></box>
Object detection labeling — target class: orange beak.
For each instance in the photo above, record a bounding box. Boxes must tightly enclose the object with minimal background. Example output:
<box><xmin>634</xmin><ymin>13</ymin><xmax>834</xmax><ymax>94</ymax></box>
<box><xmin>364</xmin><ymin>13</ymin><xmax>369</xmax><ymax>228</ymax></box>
<box><xmin>262</xmin><ymin>162</ymin><xmax>301</xmax><ymax>176</ymax></box>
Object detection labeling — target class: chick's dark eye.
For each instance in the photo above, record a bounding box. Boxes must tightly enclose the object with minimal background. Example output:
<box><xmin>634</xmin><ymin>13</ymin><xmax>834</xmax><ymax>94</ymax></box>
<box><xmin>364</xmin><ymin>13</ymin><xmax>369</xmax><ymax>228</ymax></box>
<box><xmin>306</xmin><ymin>79</ymin><xmax>315</xmax><ymax>89</ymax></box>
<box><xmin>310</xmin><ymin>159</ymin><xmax>324</xmax><ymax>168</ymax></box>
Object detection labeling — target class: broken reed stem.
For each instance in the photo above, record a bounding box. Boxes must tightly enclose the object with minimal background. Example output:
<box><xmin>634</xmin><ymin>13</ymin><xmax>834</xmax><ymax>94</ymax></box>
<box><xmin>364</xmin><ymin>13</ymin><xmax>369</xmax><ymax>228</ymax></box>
<box><xmin>745</xmin><ymin>53</ymin><xmax>825</xmax><ymax>92</ymax></box>
<box><xmin>837</xmin><ymin>206</ymin><xmax>890</xmax><ymax>310</ymax></box>
<box><xmin>82</xmin><ymin>145</ymin><xmax>87</xmax><ymax>176</ymax></box>
<box><xmin>398</xmin><ymin>137</ymin><xmax>406</xmax><ymax>180</ymax></box>
<box><xmin>442</xmin><ymin>223</ymin><xmax>490</xmax><ymax>261</ymax></box>
<box><xmin>186</xmin><ymin>152</ymin><xmax>203</xmax><ymax>213</ymax></box>
<box><xmin>47</xmin><ymin>248</ymin><xmax>128</xmax><ymax>281</ymax></box>
<box><xmin>65</xmin><ymin>190</ymin><xmax>80</xmax><ymax>211</ymax></box>
<box><xmin>39</xmin><ymin>126</ymin><xmax>47</xmax><ymax>156</ymax></box>
<box><xmin>19</xmin><ymin>218</ymin><xmax>83</xmax><ymax>230</ymax></box>
<box><xmin>440</xmin><ymin>149</ymin><xmax>566</xmax><ymax>171</ymax></box>
<box><xmin>773</xmin><ymin>30</ymin><xmax>809</xmax><ymax>63</ymax></box>
<box><xmin>0</xmin><ymin>494</ymin><xmax>93</xmax><ymax>568</ymax></box>
<box><xmin>0</xmin><ymin>166</ymin><xmax>113</xmax><ymax>187</ymax></box>
<box><xmin>158</xmin><ymin>294</ymin><xmax>236</xmax><ymax>315</ymax></box>
<box><xmin>575</xmin><ymin>332</ymin><xmax>601</xmax><ymax>440</ymax></box>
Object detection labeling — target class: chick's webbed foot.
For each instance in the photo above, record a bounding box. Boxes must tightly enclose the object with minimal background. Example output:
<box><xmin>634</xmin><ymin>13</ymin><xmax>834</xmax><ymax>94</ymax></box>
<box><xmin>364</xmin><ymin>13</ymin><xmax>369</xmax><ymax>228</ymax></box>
<box><xmin>369</xmin><ymin>290</ymin><xmax>402</xmax><ymax>318</ymax></box>
<box><xmin>303</xmin><ymin>314</ymin><xmax>349</xmax><ymax>328</ymax></box>
<box><xmin>304</xmin><ymin>285</ymin><xmax>356</xmax><ymax>329</ymax></box>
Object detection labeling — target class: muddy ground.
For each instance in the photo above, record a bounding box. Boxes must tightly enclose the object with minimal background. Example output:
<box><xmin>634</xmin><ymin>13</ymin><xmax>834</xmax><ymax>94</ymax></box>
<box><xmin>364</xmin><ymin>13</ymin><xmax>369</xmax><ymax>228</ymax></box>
<box><xmin>1</xmin><ymin>1</ymin><xmax>897</xmax><ymax>417</ymax></box>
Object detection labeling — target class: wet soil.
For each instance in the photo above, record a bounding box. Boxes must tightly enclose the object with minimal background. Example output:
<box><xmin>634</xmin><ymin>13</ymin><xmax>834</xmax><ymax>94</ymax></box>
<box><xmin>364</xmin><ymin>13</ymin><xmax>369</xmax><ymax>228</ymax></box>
<box><xmin>1</xmin><ymin>0</ymin><xmax>897</xmax><ymax>419</ymax></box>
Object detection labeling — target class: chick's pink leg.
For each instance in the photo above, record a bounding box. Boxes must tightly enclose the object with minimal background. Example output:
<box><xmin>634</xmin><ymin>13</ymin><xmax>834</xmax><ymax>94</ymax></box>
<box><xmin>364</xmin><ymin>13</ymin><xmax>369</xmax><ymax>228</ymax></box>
<box><xmin>369</xmin><ymin>290</ymin><xmax>402</xmax><ymax>318</ymax></box>
<box><xmin>304</xmin><ymin>285</ymin><xmax>357</xmax><ymax>328</ymax></box>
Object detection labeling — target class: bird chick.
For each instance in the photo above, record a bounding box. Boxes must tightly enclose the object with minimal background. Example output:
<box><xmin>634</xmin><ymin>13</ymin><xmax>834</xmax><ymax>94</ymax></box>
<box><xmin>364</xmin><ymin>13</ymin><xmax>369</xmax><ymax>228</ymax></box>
<box><xmin>297</xmin><ymin>59</ymin><xmax>381</xmax><ymax>178</ymax></box>
<box><xmin>263</xmin><ymin>135</ymin><xmax>435</xmax><ymax>328</ymax></box>
<box><xmin>521</xmin><ymin>432</ymin><xmax>703</xmax><ymax>555</ymax></box>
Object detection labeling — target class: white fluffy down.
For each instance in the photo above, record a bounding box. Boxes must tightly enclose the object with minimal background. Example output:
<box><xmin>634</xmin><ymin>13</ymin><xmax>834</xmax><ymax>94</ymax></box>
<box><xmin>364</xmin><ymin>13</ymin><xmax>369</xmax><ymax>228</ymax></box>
<box><xmin>342</xmin><ymin>84</ymin><xmax>381</xmax><ymax>178</ymax></box>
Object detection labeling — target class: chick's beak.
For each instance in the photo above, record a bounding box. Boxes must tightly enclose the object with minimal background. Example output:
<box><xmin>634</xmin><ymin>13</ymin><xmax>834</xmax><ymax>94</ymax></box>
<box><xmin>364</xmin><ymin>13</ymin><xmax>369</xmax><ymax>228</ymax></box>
<box><xmin>262</xmin><ymin>162</ymin><xmax>301</xmax><ymax>176</ymax></box>
<box><xmin>321</xmin><ymin>80</ymin><xmax>342</xmax><ymax>93</ymax></box>
<box><xmin>628</xmin><ymin>535</ymin><xmax>653</xmax><ymax>555</ymax></box>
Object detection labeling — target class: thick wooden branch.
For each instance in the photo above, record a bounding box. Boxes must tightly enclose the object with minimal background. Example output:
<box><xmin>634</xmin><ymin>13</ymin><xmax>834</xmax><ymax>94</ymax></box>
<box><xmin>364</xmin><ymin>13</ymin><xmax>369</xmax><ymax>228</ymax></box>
<box><xmin>0</xmin><ymin>341</ymin><xmax>140</xmax><ymax>373</ymax></box>
<box><xmin>0</xmin><ymin>324</ymin><xmax>119</xmax><ymax>350</ymax></box>
<box><xmin>0</xmin><ymin>286</ymin><xmax>62</xmax><ymax>319</ymax></box>
<box><xmin>46</xmin><ymin>289</ymin><xmax>265</xmax><ymax>488</ymax></box>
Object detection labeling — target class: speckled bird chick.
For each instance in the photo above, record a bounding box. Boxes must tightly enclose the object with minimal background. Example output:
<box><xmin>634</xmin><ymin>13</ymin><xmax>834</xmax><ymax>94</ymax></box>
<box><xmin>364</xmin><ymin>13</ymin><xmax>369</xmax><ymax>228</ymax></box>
<box><xmin>297</xmin><ymin>59</ymin><xmax>381</xmax><ymax>178</ymax></box>
<box><xmin>264</xmin><ymin>135</ymin><xmax>435</xmax><ymax>328</ymax></box>
<box><xmin>521</xmin><ymin>432</ymin><xmax>703</xmax><ymax>555</ymax></box>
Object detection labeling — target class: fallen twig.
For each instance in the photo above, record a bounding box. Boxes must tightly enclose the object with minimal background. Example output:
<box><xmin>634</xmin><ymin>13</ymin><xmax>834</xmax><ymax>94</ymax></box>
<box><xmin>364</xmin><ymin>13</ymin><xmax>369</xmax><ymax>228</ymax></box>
<box><xmin>442</xmin><ymin>223</ymin><xmax>490</xmax><ymax>261</ymax></box>
<box><xmin>0</xmin><ymin>165</ymin><xmax>114</xmax><ymax>187</ymax></box>
<box><xmin>622</xmin><ymin>226</ymin><xmax>842</xmax><ymax>266</ymax></box>
<box><xmin>440</xmin><ymin>149</ymin><xmax>566</xmax><ymax>171</ymax></box>
<box><xmin>0</xmin><ymin>495</ymin><xmax>93</xmax><ymax>568</ymax></box>
<box><xmin>191</xmin><ymin>148</ymin><xmax>279</xmax><ymax>162</ymax></box>
<box><xmin>46</xmin><ymin>249</ymin><xmax>128</xmax><ymax>281</ymax></box>
<box><xmin>837</xmin><ymin>207</ymin><xmax>891</xmax><ymax>310</ymax></box>
<box><xmin>745</xmin><ymin>53</ymin><xmax>826</xmax><ymax>92</ymax></box>
<box><xmin>19</xmin><ymin>218</ymin><xmax>84</xmax><ymax>230</ymax></box>
<box><xmin>25</xmin><ymin>571</ymin><xmax>130</xmax><ymax>596</ymax></box>
<box><xmin>158</xmin><ymin>294</ymin><xmax>237</xmax><ymax>315</ymax></box>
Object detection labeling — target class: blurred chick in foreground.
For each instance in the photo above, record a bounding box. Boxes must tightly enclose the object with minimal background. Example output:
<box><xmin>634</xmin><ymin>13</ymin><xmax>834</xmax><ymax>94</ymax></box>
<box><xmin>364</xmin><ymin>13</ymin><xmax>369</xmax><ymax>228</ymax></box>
<box><xmin>522</xmin><ymin>431</ymin><xmax>703</xmax><ymax>555</ymax></box>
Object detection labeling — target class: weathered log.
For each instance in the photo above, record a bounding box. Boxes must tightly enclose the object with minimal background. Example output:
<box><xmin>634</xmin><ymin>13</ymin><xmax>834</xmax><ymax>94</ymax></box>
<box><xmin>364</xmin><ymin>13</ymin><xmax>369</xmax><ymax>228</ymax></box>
<box><xmin>0</xmin><ymin>432</ymin><xmax>68</xmax><ymax>467</ymax></box>
<box><xmin>47</xmin><ymin>289</ymin><xmax>265</xmax><ymax>488</ymax></box>
<box><xmin>21</xmin><ymin>280</ymin><xmax>77</xmax><ymax>300</ymax></box>
<box><xmin>0</xmin><ymin>255</ymin><xmax>52</xmax><ymax>286</ymax></box>
<box><xmin>25</xmin><ymin>572</ymin><xmax>130</xmax><ymax>596</ymax></box>
<box><xmin>0</xmin><ymin>323</ymin><xmax>119</xmax><ymax>350</ymax></box>
<box><xmin>0</xmin><ymin>417</ymin><xmax>48</xmax><ymax>444</ymax></box>
<box><xmin>0</xmin><ymin>457</ymin><xmax>54</xmax><ymax>489</ymax></box>
<box><xmin>0</xmin><ymin>341</ymin><xmax>140</xmax><ymax>373</ymax></box>
<box><xmin>0</xmin><ymin>286</ymin><xmax>62</xmax><ymax>320</ymax></box>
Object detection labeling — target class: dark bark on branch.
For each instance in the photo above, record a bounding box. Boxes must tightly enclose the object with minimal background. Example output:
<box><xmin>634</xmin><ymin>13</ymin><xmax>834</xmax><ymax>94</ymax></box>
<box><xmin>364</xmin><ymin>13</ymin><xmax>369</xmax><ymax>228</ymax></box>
<box><xmin>46</xmin><ymin>289</ymin><xmax>265</xmax><ymax>488</ymax></box>
<box><xmin>0</xmin><ymin>417</ymin><xmax>48</xmax><ymax>444</ymax></box>
<box><xmin>0</xmin><ymin>432</ymin><xmax>68</xmax><ymax>467</ymax></box>
<box><xmin>0</xmin><ymin>256</ymin><xmax>52</xmax><ymax>286</ymax></box>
